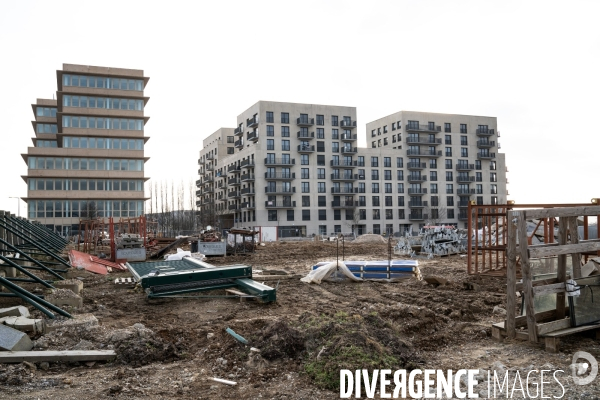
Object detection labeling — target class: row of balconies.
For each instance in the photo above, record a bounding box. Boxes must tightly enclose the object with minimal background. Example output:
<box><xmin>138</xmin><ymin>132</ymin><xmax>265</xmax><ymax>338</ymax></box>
<box><xmin>406</xmin><ymin>138</ymin><xmax>442</xmax><ymax>145</ymax></box>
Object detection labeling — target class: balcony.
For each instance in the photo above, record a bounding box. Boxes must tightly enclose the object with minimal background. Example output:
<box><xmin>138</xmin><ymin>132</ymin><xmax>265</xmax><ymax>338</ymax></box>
<box><xmin>331</xmin><ymin>187</ymin><xmax>355</xmax><ymax>194</ymax></box>
<box><xmin>234</xmin><ymin>126</ymin><xmax>244</xmax><ymax>136</ymax></box>
<box><xmin>241</xmin><ymin>202</ymin><xmax>256</xmax><ymax>209</ymax></box>
<box><xmin>265</xmin><ymin>200</ymin><xmax>296</xmax><ymax>208</ymax></box>
<box><xmin>405</xmin><ymin>124</ymin><xmax>441</xmax><ymax>133</ymax></box>
<box><xmin>196</xmin><ymin>200</ymin><xmax>202</xmax><ymax>207</ymax></box>
<box><xmin>456</xmin><ymin>164</ymin><xmax>475</xmax><ymax>171</ymax></box>
<box><xmin>331</xmin><ymin>201</ymin><xmax>356</xmax><ymax>208</ymax></box>
<box><xmin>206</xmin><ymin>165</ymin><xmax>214</xmax><ymax>171</ymax></box>
<box><xmin>195</xmin><ymin>179</ymin><xmax>201</xmax><ymax>186</ymax></box>
<box><xmin>477</xmin><ymin>140</ymin><xmax>495</xmax><ymax>148</ymax></box>
<box><xmin>340</xmin><ymin>120</ymin><xmax>357</xmax><ymax>129</ymax></box>
<box><xmin>457</xmin><ymin>188</ymin><xmax>475</xmax><ymax>195</ymax></box>
<box><xmin>247</xmin><ymin>116</ymin><xmax>259</xmax><ymax>128</ymax></box>
<box><xmin>408</xmin><ymin>175</ymin><xmax>427</xmax><ymax>183</ymax></box>
<box><xmin>235</xmin><ymin>138</ymin><xmax>244</xmax><ymax>148</ymax></box>
<box><xmin>296</xmin><ymin>117</ymin><xmax>314</xmax><ymax>127</ymax></box>
<box><xmin>297</xmin><ymin>131</ymin><xmax>315</xmax><ymax>140</ymax></box>
<box><xmin>406</xmin><ymin>149</ymin><xmax>442</xmax><ymax>158</ymax></box>
<box><xmin>458</xmin><ymin>213</ymin><xmax>469</xmax><ymax>221</ymax></box>
<box><xmin>228</xmin><ymin>204</ymin><xmax>239</xmax><ymax>211</ymax></box>
<box><xmin>407</xmin><ymin>188</ymin><xmax>427</xmax><ymax>195</ymax></box>
<box><xmin>198</xmin><ymin>158</ymin><xmax>205</xmax><ymax>164</ymax></box>
<box><xmin>409</xmin><ymin>213</ymin><xmax>428</xmax><ymax>221</ymax></box>
<box><xmin>264</xmin><ymin>157</ymin><xmax>295</xmax><ymax>166</ymax></box>
<box><xmin>406</xmin><ymin>137</ymin><xmax>442</xmax><ymax>145</ymax></box>
<box><xmin>205</xmin><ymin>176</ymin><xmax>214</xmax><ymax>182</ymax></box>
<box><xmin>456</xmin><ymin>176</ymin><xmax>475</xmax><ymax>183</ymax></box>
<box><xmin>248</xmin><ymin>131</ymin><xmax>259</xmax><ymax>142</ymax></box>
<box><xmin>458</xmin><ymin>201</ymin><xmax>470</xmax><ymax>208</ymax></box>
<box><xmin>476</xmin><ymin>128</ymin><xmax>494</xmax><ymax>136</ymax></box>
<box><xmin>241</xmin><ymin>187</ymin><xmax>255</xmax><ymax>196</ymax></box>
<box><xmin>205</xmin><ymin>186</ymin><xmax>214</xmax><ymax>193</ymax></box>
<box><xmin>298</xmin><ymin>144</ymin><xmax>315</xmax><ymax>153</ymax></box>
<box><xmin>228</xmin><ymin>178</ymin><xmax>240</xmax><ymax>186</ymax></box>
<box><xmin>341</xmin><ymin>133</ymin><xmax>357</xmax><ymax>141</ymax></box>
<box><xmin>195</xmin><ymin>189</ymin><xmax>202</xmax><ymax>196</ymax></box>
<box><xmin>217</xmin><ymin>181</ymin><xmax>225</xmax><ymax>189</ymax></box>
<box><xmin>330</xmin><ymin>160</ymin><xmax>358</xmax><ymax>168</ymax></box>
<box><xmin>477</xmin><ymin>152</ymin><xmax>496</xmax><ymax>160</ymax></box>
<box><xmin>206</xmin><ymin>154</ymin><xmax>215</xmax><ymax>160</ymax></box>
<box><xmin>240</xmin><ymin>159</ymin><xmax>255</xmax><ymax>168</ymax></box>
<box><xmin>331</xmin><ymin>173</ymin><xmax>357</xmax><ymax>181</ymax></box>
<box><xmin>227</xmin><ymin>164</ymin><xmax>239</xmax><ymax>173</ymax></box>
<box><xmin>341</xmin><ymin>147</ymin><xmax>358</xmax><ymax>154</ymax></box>
<box><xmin>265</xmin><ymin>172</ymin><xmax>295</xmax><ymax>180</ymax></box>
<box><xmin>407</xmin><ymin>162</ymin><xmax>427</xmax><ymax>170</ymax></box>
<box><xmin>354</xmin><ymin>187</ymin><xmax>366</xmax><ymax>193</ymax></box>
<box><xmin>228</xmin><ymin>191</ymin><xmax>241</xmax><ymax>198</ymax></box>
<box><xmin>241</xmin><ymin>173</ymin><xmax>255</xmax><ymax>182</ymax></box>
<box><xmin>408</xmin><ymin>201</ymin><xmax>428</xmax><ymax>208</ymax></box>
<box><xmin>265</xmin><ymin>186</ymin><xmax>296</xmax><ymax>194</ymax></box>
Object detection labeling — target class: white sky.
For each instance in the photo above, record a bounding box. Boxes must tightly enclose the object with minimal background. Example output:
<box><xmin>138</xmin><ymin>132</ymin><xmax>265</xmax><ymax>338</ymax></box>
<box><xmin>1</xmin><ymin>0</ymin><xmax>599</xmax><ymax>216</ymax></box>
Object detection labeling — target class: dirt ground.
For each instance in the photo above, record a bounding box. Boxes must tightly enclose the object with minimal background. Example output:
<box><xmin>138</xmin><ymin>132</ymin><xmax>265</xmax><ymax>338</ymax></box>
<box><xmin>1</xmin><ymin>241</ymin><xmax>599</xmax><ymax>399</ymax></box>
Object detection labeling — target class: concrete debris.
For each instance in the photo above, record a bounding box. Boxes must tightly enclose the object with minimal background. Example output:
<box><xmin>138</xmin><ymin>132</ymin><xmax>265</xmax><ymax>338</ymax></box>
<box><xmin>396</xmin><ymin>226</ymin><xmax>467</xmax><ymax>257</ymax></box>
<box><xmin>46</xmin><ymin>289</ymin><xmax>83</xmax><ymax>309</ymax></box>
<box><xmin>582</xmin><ymin>260</ymin><xmax>600</xmax><ymax>277</ymax></box>
<box><xmin>423</xmin><ymin>276</ymin><xmax>449</xmax><ymax>287</ymax></box>
<box><xmin>0</xmin><ymin>306</ymin><xmax>30</xmax><ymax>318</ymax></box>
<box><xmin>53</xmin><ymin>279</ymin><xmax>84</xmax><ymax>295</ymax></box>
<box><xmin>0</xmin><ymin>323</ymin><xmax>33</xmax><ymax>351</ymax></box>
<box><xmin>44</xmin><ymin>313</ymin><xmax>98</xmax><ymax>334</ymax></box>
<box><xmin>493</xmin><ymin>306</ymin><xmax>507</xmax><ymax>315</ymax></box>
<box><xmin>0</xmin><ymin>316</ymin><xmax>45</xmax><ymax>334</ymax></box>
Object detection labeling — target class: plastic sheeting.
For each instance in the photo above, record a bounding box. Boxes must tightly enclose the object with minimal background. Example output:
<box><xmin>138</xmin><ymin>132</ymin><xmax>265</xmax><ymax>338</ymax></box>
<box><xmin>300</xmin><ymin>261</ymin><xmax>362</xmax><ymax>284</ymax></box>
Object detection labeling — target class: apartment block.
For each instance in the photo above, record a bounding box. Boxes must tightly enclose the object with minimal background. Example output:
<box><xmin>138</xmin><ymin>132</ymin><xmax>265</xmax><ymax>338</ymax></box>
<box><xmin>196</xmin><ymin>102</ymin><xmax>506</xmax><ymax>237</ymax></box>
<box><xmin>22</xmin><ymin>64</ymin><xmax>150</xmax><ymax>235</ymax></box>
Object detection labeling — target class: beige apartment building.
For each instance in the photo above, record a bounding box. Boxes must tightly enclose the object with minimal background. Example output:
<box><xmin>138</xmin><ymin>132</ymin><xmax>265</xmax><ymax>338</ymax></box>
<box><xmin>196</xmin><ymin>101</ymin><xmax>507</xmax><ymax>237</ymax></box>
<box><xmin>22</xmin><ymin>64</ymin><xmax>150</xmax><ymax>235</ymax></box>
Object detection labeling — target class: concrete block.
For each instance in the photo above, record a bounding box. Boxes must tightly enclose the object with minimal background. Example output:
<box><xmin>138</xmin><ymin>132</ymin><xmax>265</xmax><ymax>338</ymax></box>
<box><xmin>0</xmin><ymin>316</ymin><xmax>44</xmax><ymax>334</ymax></box>
<box><xmin>581</xmin><ymin>261</ymin><xmax>599</xmax><ymax>278</ymax></box>
<box><xmin>0</xmin><ymin>265</ymin><xmax>18</xmax><ymax>278</ymax></box>
<box><xmin>0</xmin><ymin>306</ymin><xmax>30</xmax><ymax>318</ymax></box>
<box><xmin>53</xmin><ymin>279</ymin><xmax>84</xmax><ymax>295</ymax></box>
<box><xmin>45</xmin><ymin>289</ymin><xmax>83</xmax><ymax>309</ymax></box>
<box><xmin>0</xmin><ymin>323</ymin><xmax>33</xmax><ymax>351</ymax></box>
<box><xmin>44</xmin><ymin>313</ymin><xmax>98</xmax><ymax>333</ymax></box>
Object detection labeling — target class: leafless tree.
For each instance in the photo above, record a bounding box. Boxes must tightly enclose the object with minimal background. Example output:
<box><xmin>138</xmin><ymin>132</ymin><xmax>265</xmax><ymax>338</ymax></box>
<box><xmin>345</xmin><ymin>207</ymin><xmax>362</xmax><ymax>236</ymax></box>
<box><xmin>424</xmin><ymin>205</ymin><xmax>448</xmax><ymax>226</ymax></box>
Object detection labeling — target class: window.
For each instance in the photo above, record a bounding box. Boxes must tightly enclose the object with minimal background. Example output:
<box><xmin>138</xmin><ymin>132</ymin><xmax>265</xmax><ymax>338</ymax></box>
<box><xmin>398</xmin><ymin>209</ymin><xmax>405</xmax><ymax>219</ymax></box>
<box><xmin>383</xmin><ymin>125</ymin><xmax>388</xmax><ymax>133</ymax></box>
<box><xmin>476</xmin><ymin>172</ymin><xmax>482</xmax><ymax>182</ymax></box>
<box><xmin>429</xmin><ymin>159</ymin><xmax>437</xmax><ymax>169</ymax></box>
<box><xmin>300</xmin><ymin>168</ymin><xmax>309</xmax><ymax>179</ymax></box>
<box><xmin>430</xmin><ymin>183</ymin><xmax>438</xmax><ymax>194</ymax></box>
<box><xmin>491</xmin><ymin>196</ymin><xmax>498</xmax><ymax>205</ymax></box>
<box><xmin>317</xmin><ymin>168</ymin><xmax>325</xmax><ymax>179</ymax></box>
<box><xmin>373</xmin><ymin>224</ymin><xmax>381</xmax><ymax>234</ymax></box>
<box><xmin>301</xmin><ymin>155</ymin><xmax>309</xmax><ymax>165</ymax></box>
<box><xmin>267</xmin><ymin>139</ymin><xmax>274</xmax><ymax>150</ymax></box>
<box><xmin>371</xmin><ymin>157</ymin><xmax>379</xmax><ymax>167</ymax></box>
<box><xmin>302</xmin><ymin>210</ymin><xmax>310</xmax><ymax>221</ymax></box>
<box><xmin>332</xmin><ymin>129</ymin><xmax>339</xmax><ymax>139</ymax></box>
<box><xmin>444</xmin><ymin>123</ymin><xmax>451</xmax><ymax>133</ymax></box>
<box><xmin>386</xmin><ymin>209</ymin><xmax>393</xmax><ymax>220</ymax></box>
<box><xmin>281</xmin><ymin>126</ymin><xmax>290</xmax><ymax>137</ymax></box>
<box><xmin>491</xmin><ymin>184</ymin><xmax>498</xmax><ymax>194</ymax></box>
<box><xmin>385</xmin><ymin>183</ymin><xmax>392</xmax><ymax>193</ymax></box>
<box><xmin>227</xmin><ymin>136</ymin><xmax>235</xmax><ymax>143</ymax></box>
<box><xmin>319</xmin><ymin>209</ymin><xmax>327</xmax><ymax>220</ymax></box>
<box><xmin>331</xmin><ymin>115</ymin><xmax>338</xmax><ymax>126</ymax></box>
<box><xmin>227</xmin><ymin>147</ymin><xmax>234</xmax><ymax>154</ymax></box>
<box><xmin>281</xmin><ymin>112</ymin><xmax>289</xmax><ymax>124</ymax></box>
<box><xmin>317</xmin><ymin>155</ymin><xmax>325</xmax><ymax>166</ymax></box>
<box><xmin>378</xmin><ymin>128</ymin><xmax>381</xmax><ymax>135</ymax></box>
<box><xmin>445</xmin><ymin>135</ymin><xmax>452</xmax><ymax>145</ymax></box>
<box><xmin>282</xmin><ymin>140</ymin><xmax>290</xmax><ymax>151</ymax></box>
<box><xmin>431</xmin><ymin>196</ymin><xmax>439</xmax><ymax>207</ymax></box>
<box><xmin>268</xmin><ymin>210</ymin><xmax>278</xmax><ymax>221</ymax></box>
<box><xmin>332</xmin><ymin>142</ymin><xmax>339</xmax><ymax>153</ymax></box>
<box><xmin>373</xmin><ymin>209</ymin><xmax>380</xmax><ymax>220</ymax></box>
<box><xmin>385</xmin><ymin>196</ymin><xmax>393</xmax><ymax>206</ymax></box>
<box><xmin>357</xmin><ymin>156</ymin><xmax>365</xmax><ymax>167</ymax></box>
<box><xmin>477</xmin><ymin>196</ymin><xmax>484</xmax><ymax>205</ymax></box>
<box><xmin>318</xmin><ymin>182</ymin><xmax>326</xmax><ymax>193</ymax></box>
<box><xmin>359</xmin><ymin>209</ymin><xmax>366</xmax><ymax>219</ymax></box>
<box><xmin>476</xmin><ymin>184</ymin><xmax>483</xmax><ymax>194</ymax></box>
<box><xmin>334</xmin><ymin>210</ymin><xmax>341</xmax><ymax>220</ymax></box>
<box><xmin>445</xmin><ymin>159</ymin><xmax>452</xmax><ymax>169</ymax></box>
<box><xmin>395</xmin><ymin>157</ymin><xmax>403</xmax><ymax>168</ymax></box>
<box><xmin>461</xmin><ymin>148</ymin><xmax>468</xmax><ymax>157</ymax></box>
<box><xmin>302</xmin><ymin>182</ymin><xmax>310</xmax><ymax>193</ymax></box>
<box><xmin>445</xmin><ymin>147</ymin><xmax>452</xmax><ymax>157</ymax></box>
<box><xmin>372</xmin><ymin>183</ymin><xmax>379</xmax><ymax>193</ymax></box>
<box><xmin>287</xmin><ymin>209</ymin><xmax>294</xmax><ymax>221</ymax></box>
<box><xmin>447</xmin><ymin>209</ymin><xmax>455</xmax><ymax>219</ymax></box>
<box><xmin>372</xmin><ymin>196</ymin><xmax>380</xmax><ymax>206</ymax></box>
<box><xmin>446</xmin><ymin>171</ymin><xmax>453</xmax><ymax>181</ymax></box>
<box><xmin>266</xmin><ymin>111</ymin><xmax>274</xmax><ymax>123</ymax></box>
<box><xmin>316</xmin><ymin>128</ymin><xmax>325</xmax><ymax>139</ymax></box>
<box><xmin>430</xmin><ymin>171</ymin><xmax>437</xmax><ymax>181</ymax></box>
<box><xmin>476</xmin><ymin>160</ymin><xmax>482</xmax><ymax>170</ymax></box>
<box><xmin>460</xmin><ymin>136</ymin><xmax>468</xmax><ymax>145</ymax></box>
<box><xmin>318</xmin><ymin>196</ymin><xmax>326</xmax><ymax>206</ymax></box>
<box><xmin>372</xmin><ymin>141</ymin><xmax>376</xmax><ymax>148</ymax></box>
<box><xmin>398</xmin><ymin>196</ymin><xmax>405</xmax><ymax>206</ymax></box>
<box><xmin>446</xmin><ymin>184</ymin><xmax>454</xmax><ymax>194</ymax></box>
<box><xmin>490</xmin><ymin>172</ymin><xmax>497</xmax><ymax>182</ymax></box>
<box><xmin>397</xmin><ymin>183</ymin><xmax>404</xmax><ymax>193</ymax></box>
<box><xmin>371</xmin><ymin>170</ymin><xmax>379</xmax><ymax>180</ymax></box>
<box><xmin>302</xmin><ymin>196</ymin><xmax>310</xmax><ymax>207</ymax></box>
<box><xmin>431</xmin><ymin>208</ymin><xmax>439</xmax><ymax>219</ymax></box>
<box><xmin>447</xmin><ymin>196</ymin><xmax>454</xmax><ymax>206</ymax></box>
<box><xmin>383</xmin><ymin>137</ymin><xmax>388</xmax><ymax>145</ymax></box>
<box><xmin>460</xmin><ymin>124</ymin><xmax>467</xmax><ymax>134</ymax></box>
<box><xmin>371</xmin><ymin>130</ymin><xmax>376</xmax><ymax>138</ymax></box>
<box><xmin>384</xmin><ymin>170</ymin><xmax>392</xmax><ymax>180</ymax></box>
<box><xmin>397</xmin><ymin>170</ymin><xmax>404</xmax><ymax>181</ymax></box>
<box><xmin>316</xmin><ymin>114</ymin><xmax>324</xmax><ymax>125</ymax></box>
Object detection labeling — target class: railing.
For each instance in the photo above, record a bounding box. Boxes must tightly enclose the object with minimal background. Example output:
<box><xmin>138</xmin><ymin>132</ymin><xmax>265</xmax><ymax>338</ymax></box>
<box><xmin>476</xmin><ymin>140</ymin><xmax>495</xmax><ymax>148</ymax></box>
<box><xmin>331</xmin><ymin>201</ymin><xmax>356</xmax><ymax>208</ymax></box>
<box><xmin>234</xmin><ymin>127</ymin><xmax>244</xmax><ymax>136</ymax></box>
<box><xmin>407</xmin><ymin>162</ymin><xmax>427</xmax><ymax>169</ymax></box>
<box><xmin>247</xmin><ymin>116</ymin><xmax>258</xmax><ymax>128</ymax></box>
<box><xmin>248</xmin><ymin>131</ymin><xmax>258</xmax><ymax>141</ymax></box>
<box><xmin>408</xmin><ymin>188</ymin><xmax>428</xmax><ymax>195</ymax></box>
<box><xmin>331</xmin><ymin>173</ymin><xmax>357</xmax><ymax>180</ymax></box>
<box><xmin>456</xmin><ymin>164</ymin><xmax>475</xmax><ymax>171</ymax></box>
<box><xmin>241</xmin><ymin>188</ymin><xmax>255</xmax><ymax>195</ymax></box>
<box><xmin>234</xmin><ymin>138</ymin><xmax>243</xmax><ymax>147</ymax></box>
<box><xmin>408</xmin><ymin>201</ymin><xmax>428</xmax><ymax>208</ymax></box>
<box><xmin>456</xmin><ymin>176</ymin><xmax>475</xmax><ymax>183</ymax></box>
<box><xmin>228</xmin><ymin>191</ymin><xmax>241</xmax><ymax>198</ymax></box>
<box><xmin>342</xmin><ymin>147</ymin><xmax>358</xmax><ymax>154</ymax></box>
<box><xmin>205</xmin><ymin>176</ymin><xmax>214</xmax><ymax>182</ymax></box>
<box><xmin>206</xmin><ymin>154</ymin><xmax>214</xmax><ymax>160</ymax></box>
<box><xmin>298</xmin><ymin>144</ymin><xmax>315</xmax><ymax>152</ymax></box>
<box><xmin>340</xmin><ymin>120</ymin><xmax>357</xmax><ymax>128</ymax></box>
<box><xmin>228</xmin><ymin>204</ymin><xmax>238</xmax><ymax>210</ymax></box>
<box><xmin>264</xmin><ymin>158</ymin><xmax>295</xmax><ymax>165</ymax></box>
<box><xmin>330</xmin><ymin>160</ymin><xmax>357</xmax><ymax>167</ymax></box>
<box><xmin>265</xmin><ymin>186</ymin><xmax>296</xmax><ymax>193</ymax></box>
<box><xmin>265</xmin><ymin>201</ymin><xmax>296</xmax><ymax>208</ymax></box>
<box><xmin>198</xmin><ymin>158</ymin><xmax>205</xmax><ymax>164</ymax></box>
<box><xmin>475</xmin><ymin>128</ymin><xmax>495</xmax><ymax>136</ymax></box>
<box><xmin>228</xmin><ymin>178</ymin><xmax>240</xmax><ymax>185</ymax></box>
<box><xmin>477</xmin><ymin>152</ymin><xmax>496</xmax><ymax>159</ymax></box>
<box><xmin>297</xmin><ymin>131</ymin><xmax>315</xmax><ymax>139</ymax></box>
<box><xmin>265</xmin><ymin>172</ymin><xmax>295</xmax><ymax>179</ymax></box>
<box><xmin>406</xmin><ymin>149</ymin><xmax>442</xmax><ymax>157</ymax></box>
<box><xmin>406</xmin><ymin>138</ymin><xmax>442</xmax><ymax>145</ymax></box>
<box><xmin>240</xmin><ymin>159</ymin><xmax>255</xmax><ymax>168</ymax></box>
<box><xmin>206</xmin><ymin>165</ymin><xmax>214</xmax><ymax>171</ymax></box>
<box><xmin>241</xmin><ymin>202</ymin><xmax>256</xmax><ymax>209</ymax></box>
<box><xmin>241</xmin><ymin>173</ymin><xmax>255</xmax><ymax>181</ymax></box>
<box><xmin>405</xmin><ymin>124</ymin><xmax>441</xmax><ymax>132</ymax></box>
<box><xmin>227</xmin><ymin>164</ymin><xmax>239</xmax><ymax>172</ymax></box>
<box><xmin>354</xmin><ymin>187</ymin><xmax>366</xmax><ymax>193</ymax></box>
<box><xmin>409</xmin><ymin>213</ymin><xmax>428</xmax><ymax>221</ymax></box>
<box><xmin>457</xmin><ymin>189</ymin><xmax>475</xmax><ymax>195</ymax></box>
<box><xmin>296</xmin><ymin>117</ymin><xmax>314</xmax><ymax>126</ymax></box>
<box><xmin>331</xmin><ymin>187</ymin><xmax>355</xmax><ymax>194</ymax></box>
<box><xmin>408</xmin><ymin>175</ymin><xmax>427</xmax><ymax>183</ymax></box>
<box><xmin>341</xmin><ymin>133</ymin><xmax>357</xmax><ymax>140</ymax></box>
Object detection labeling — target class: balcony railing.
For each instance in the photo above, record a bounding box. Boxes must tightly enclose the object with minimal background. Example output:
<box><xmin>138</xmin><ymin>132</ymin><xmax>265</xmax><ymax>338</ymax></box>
<box><xmin>265</xmin><ymin>201</ymin><xmax>296</xmax><ymax>208</ymax></box>
<box><xmin>228</xmin><ymin>204</ymin><xmax>239</xmax><ymax>211</ymax></box>
<box><xmin>354</xmin><ymin>187</ymin><xmax>366</xmax><ymax>193</ymax></box>
<box><xmin>235</xmin><ymin>138</ymin><xmax>244</xmax><ymax>148</ymax></box>
<box><xmin>457</xmin><ymin>189</ymin><xmax>475</xmax><ymax>195</ymax></box>
<box><xmin>477</xmin><ymin>140</ymin><xmax>495</xmax><ymax>148</ymax></box>
<box><xmin>264</xmin><ymin>158</ymin><xmax>295</xmax><ymax>165</ymax></box>
<box><xmin>205</xmin><ymin>176</ymin><xmax>214</xmax><ymax>182</ymax></box>
<box><xmin>456</xmin><ymin>176</ymin><xmax>475</xmax><ymax>183</ymax></box>
<box><xmin>241</xmin><ymin>187</ymin><xmax>255</xmax><ymax>195</ymax></box>
<box><xmin>265</xmin><ymin>186</ymin><xmax>296</xmax><ymax>194</ymax></box>
<box><xmin>227</xmin><ymin>164</ymin><xmax>239</xmax><ymax>173</ymax></box>
<box><xmin>407</xmin><ymin>162</ymin><xmax>427</xmax><ymax>170</ymax></box>
<box><xmin>206</xmin><ymin>154</ymin><xmax>214</xmax><ymax>160</ymax></box>
<box><xmin>456</xmin><ymin>164</ymin><xmax>475</xmax><ymax>171</ymax></box>
<box><xmin>198</xmin><ymin>158</ymin><xmax>205</xmax><ymax>164</ymax></box>
<box><xmin>234</xmin><ymin>126</ymin><xmax>244</xmax><ymax>136</ymax></box>
<box><xmin>408</xmin><ymin>188</ymin><xmax>428</xmax><ymax>195</ymax></box>
<box><xmin>341</xmin><ymin>147</ymin><xmax>358</xmax><ymax>154</ymax></box>
<box><xmin>248</xmin><ymin>131</ymin><xmax>259</xmax><ymax>141</ymax></box>
<box><xmin>406</xmin><ymin>149</ymin><xmax>442</xmax><ymax>157</ymax></box>
<box><xmin>408</xmin><ymin>175</ymin><xmax>427</xmax><ymax>183</ymax></box>
<box><xmin>265</xmin><ymin>172</ymin><xmax>295</xmax><ymax>180</ymax></box>
<box><xmin>408</xmin><ymin>201</ymin><xmax>428</xmax><ymax>208</ymax></box>
<box><xmin>298</xmin><ymin>144</ymin><xmax>315</xmax><ymax>153</ymax></box>
<box><xmin>409</xmin><ymin>213</ymin><xmax>428</xmax><ymax>221</ymax></box>
<box><xmin>331</xmin><ymin>173</ymin><xmax>357</xmax><ymax>181</ymax></box>
<box><xmin>206</xmin><ymin>165</ymin><xmax>214</xmax><ymax>171</ymax></box>
<box><xmin>247</xmin><ymin>116</ymin><xmax>259</xmax><ymax>128</ymax></box>
<box><xmin>297</xmin><ymin>131</ymin><xmax>315</xmax><ymax>139</ymax></box>
<box><xmin>406</xmin><ymin>138</ymin><xmax>442</xmax><ymax>145</ymax></box>
<box><xmin>340</xmin><ymin>120</ymin><xmax>357</xmax><ymax>129</ymax></box>
<box><xmin>330</xmin><ymin>160</ymin><xmax>359</xmax><ymax>167</ymax></box>
<box><xmin>241</xmin><ymin>173</ymin><xmax>255</xmax><ymax>181</ymax></box>
<box><xmin>477</xmin><ymin>152</ymin><xmax>496</xmax><ymax>160</ymax></box>
<box><xmin>241</xmin><ymin>202</ymin><xmax>256</xmax><ymax>209</ymax></box>
<box><xmin>296</xmin><ymin>117</ymin><xmax>314</xmax><ymax>126</ymax></box>
<box><xmin>476</xmin><ymin>128</ymin><xmax>495</xmax><ymax>136</ymax></box>
<box><xmin>331</xmin><ymin>201</ymin><xmax>356</xmax><ymax>208</ymax></box>
<box><xmin>405</xmin><ymin>124</ymin><xmax>441</xmax><ymax>132</ymax></box>
<box><xmin>341</xmin><ymin>133</ymin><xmax>357</xmax><ymax>141</ymax></box>
<box><xmin>331</xmin><ymin>187</ymin><xmax>355</xmax><ymax>194</ymax></box>
<box><xmin>240</xmin><ymin>159</ymin><xmax>255</xmax><ymax>168</ymax></box>
<box><xmin>228</xmin><ymin>191</ymin><xmax>241</xmax><ymax>198</ymax></box>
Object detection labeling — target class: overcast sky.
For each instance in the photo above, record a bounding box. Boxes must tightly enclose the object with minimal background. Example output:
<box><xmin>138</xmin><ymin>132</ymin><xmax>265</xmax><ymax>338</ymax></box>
<box><xmin>1</xmin><ymin>0</ymin><xmax>599</xmax><ymax>216</ymax></box>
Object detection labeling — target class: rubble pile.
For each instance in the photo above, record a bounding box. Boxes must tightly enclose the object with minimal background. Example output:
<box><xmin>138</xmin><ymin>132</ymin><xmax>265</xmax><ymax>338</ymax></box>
<box><xmin>396</xmin><ymin>226</ymin><xmax>467</xmax><ymax>257</ymax></box>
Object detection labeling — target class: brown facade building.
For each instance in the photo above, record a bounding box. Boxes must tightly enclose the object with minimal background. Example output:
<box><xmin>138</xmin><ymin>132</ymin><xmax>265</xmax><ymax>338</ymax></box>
<box><xmin>22</xmin><ymin>64</ymin><xmax>150</xmax><ymax>234</ymax></box>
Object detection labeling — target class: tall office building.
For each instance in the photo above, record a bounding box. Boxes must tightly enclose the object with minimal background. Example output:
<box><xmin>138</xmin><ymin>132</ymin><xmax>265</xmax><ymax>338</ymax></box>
<box><xmin>196</xmin><ymin>101</ymin><xmax>506</xmax><ymax>237</ymax></box>
<box><xmin>23</xmin><ymin>64</ymin><xmax>150</xmax><ymax>234</ymax></box>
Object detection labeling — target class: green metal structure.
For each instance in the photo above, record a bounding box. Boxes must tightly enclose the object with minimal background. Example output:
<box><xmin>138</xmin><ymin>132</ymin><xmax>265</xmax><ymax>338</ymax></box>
<box><xmin>126</xmin><ymin>257</ymin><xmax>276</xmax><ymax>302</ymax></box>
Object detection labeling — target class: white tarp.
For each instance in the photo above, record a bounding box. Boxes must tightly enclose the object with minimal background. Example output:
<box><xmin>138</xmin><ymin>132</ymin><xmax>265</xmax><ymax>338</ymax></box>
<box><xmin>300</xmin><ymin>261</ymin><xmax>362</xmax><ymax>284</ymax></box>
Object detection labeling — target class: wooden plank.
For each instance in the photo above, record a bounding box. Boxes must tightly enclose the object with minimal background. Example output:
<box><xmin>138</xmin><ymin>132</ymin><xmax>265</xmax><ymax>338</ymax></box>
<box><xmin>545</xmin><ymin>337</ymin><xmax>560</xmax><ymax>353</ymax></box>
<box><xmin>506</xmin><ymin>212</ymin><xmax>517</xmax><ymax>339</ymax></box>
<box><xmin>557</xmin><ymin>218</ymin><xmax>568</xmax><ymax>319</ymax></box>
<box><xmin>523</xmin><ymin>206</ymin><xmax>600</xmax><ymax>220</ymax></box>
<box><xmin>537</xmin><ymin>318</ymin><xmax>571</xmax><ymax>335</ymax></box>
<box><xmin>515</xmin><ymin>277</ymin><xmax>571</xmax><ymax>292</ymax></box>
<box><xmin>542</xmin><ymin>323</ymin><xmax>600</xmax><ymax>338</ymax></box>
<box><xmin>517</xmin><ymin>212</ymin><xmax>538</xmax><ymax>343</ymax></box>
<box><xmin>225</xmin><ymin>288</ymin><xmax>251</xmax><ymax>297</ymax></box>
<box><xmin>0</xmin><ymin>350</ymin><xmax>116</xmax><ymax>363</ymax></box>
<box><xmin>528</xmin><ymin>241</ymin><xmax>600</xmax><ymax>258</ymax></box>
<box><xmin>569</xmin><ymin>217</ymin><xmax>582</xmax><ymax>278</ymax></box>
<box><xmin>533</xmin><ymin>282</ymin><xmax>566</xmax><ymax>296</ymax></box>
<box><xmin>512</xmin><ymin>308</ymin><xmax>569</xmax><ymax>328</ymax></box>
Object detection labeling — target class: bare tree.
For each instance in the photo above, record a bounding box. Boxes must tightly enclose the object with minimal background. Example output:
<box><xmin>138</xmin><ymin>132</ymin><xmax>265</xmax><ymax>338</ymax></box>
<box><xmin>80</xmin><ymin>201</ymin><xmax>98</xmax><ymax>220</ymax></box>
<box><xmin>424</xmin><ymin>205</ymin><xmax>448</xmax><ymax>226</ymax></box>
<box><xmin>345</xmin><ymin>208</ymin><xmax>362</xmax><ymax>236</ymax></box>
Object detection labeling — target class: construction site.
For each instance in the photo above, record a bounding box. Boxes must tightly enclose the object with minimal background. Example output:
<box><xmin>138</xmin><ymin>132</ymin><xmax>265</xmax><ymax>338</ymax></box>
<box><xmin>1</xmin><ymin>203</ymin><xmax>600</xmax><ymax>399</ymax></box>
